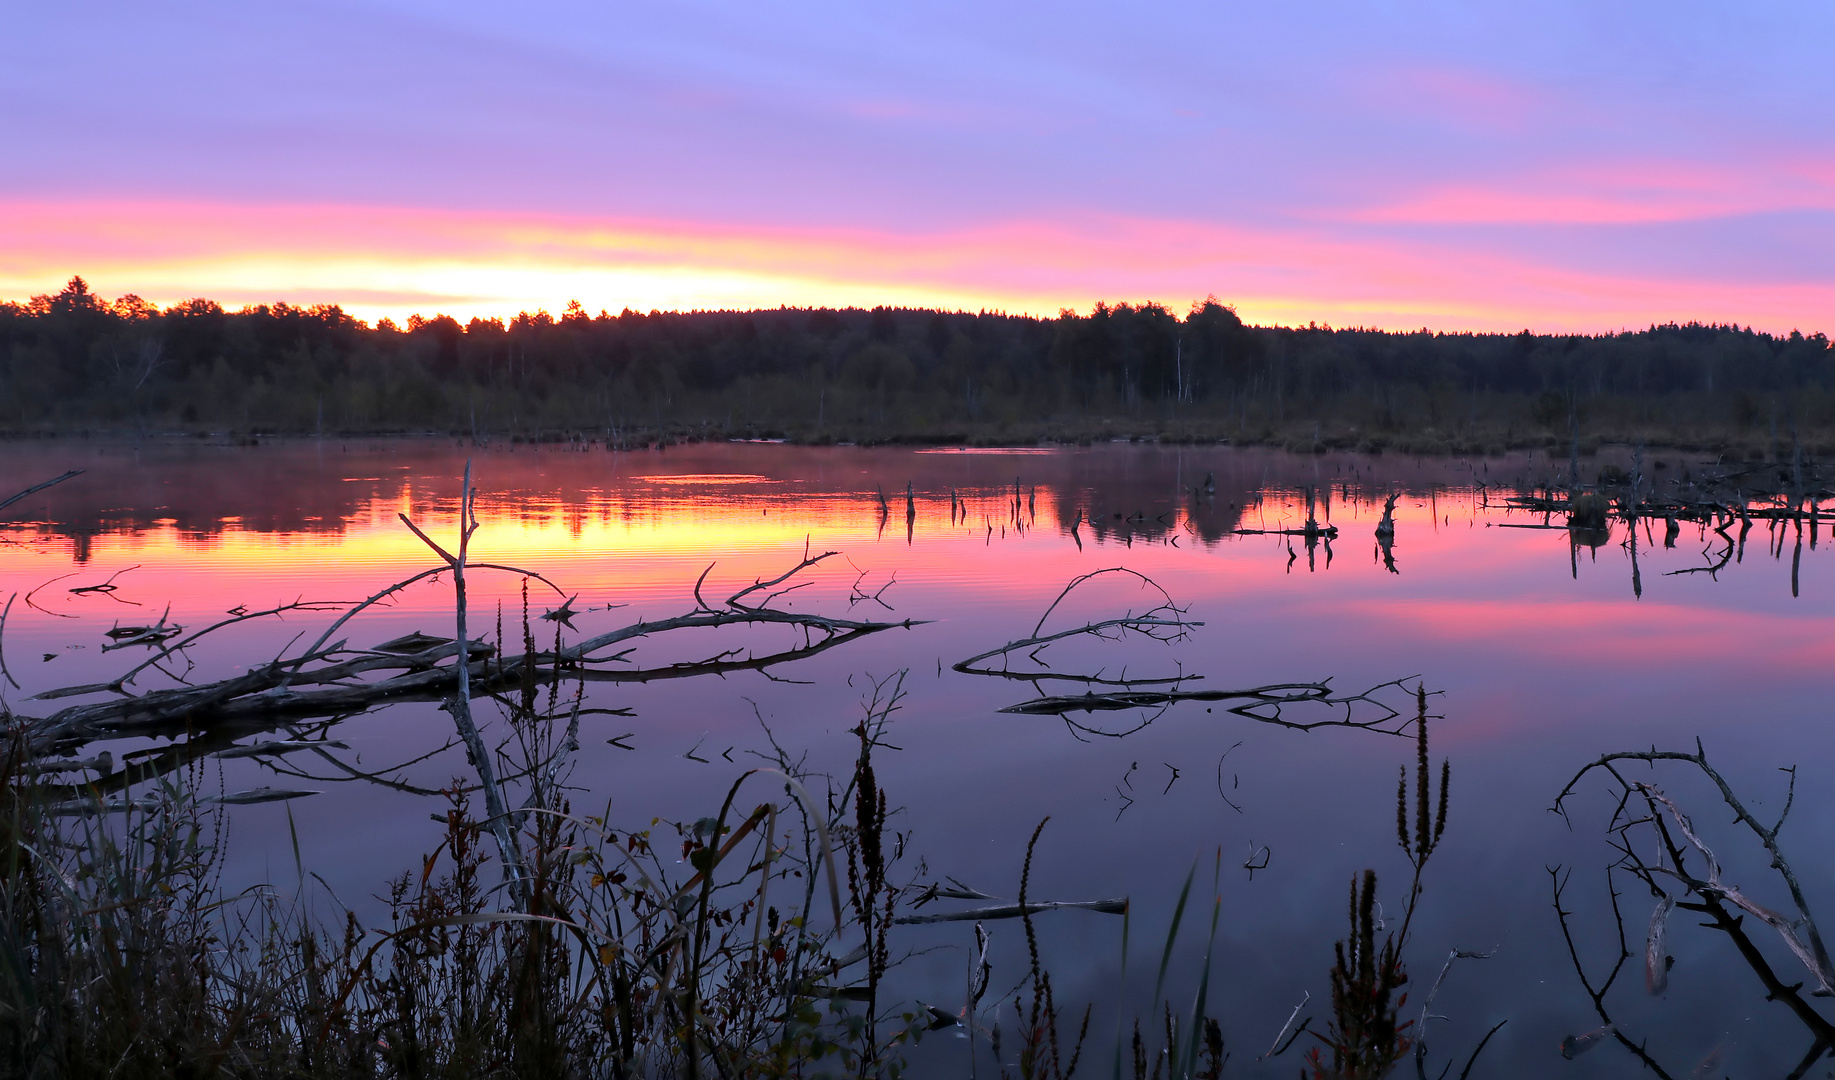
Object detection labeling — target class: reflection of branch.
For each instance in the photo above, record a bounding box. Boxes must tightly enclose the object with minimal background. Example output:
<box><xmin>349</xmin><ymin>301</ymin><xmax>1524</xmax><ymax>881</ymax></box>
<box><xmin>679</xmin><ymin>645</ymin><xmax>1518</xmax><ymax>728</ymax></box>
<box><xmin>71</xmin><ymin>717</ymin><xmax>466</xmax><ymax>802</ymax></box>
<box><xmin>847</xmin><ymin>563</ymin><xmax>897</xmax><ymax>612</ymax></box>
<box><xmin>1663</xmin><ymin>524</ymin><xmax>1735</xmax><ymax>578</ymax></box>
<box><xmin>49</xmin><ymin>785</ymin><xmax>318</xmax><ymax>816</ymax></box>
<box><xmin>259</xmin><ymin>736</ymin><xmax>459</xmax><ymax>797</ymax></box>
<box><xmin>24</xmin><ymin>572</ymin><xmax>80</xmax><ymax>617</ymax></box>
<box><xmin>1001</xmin><ymin>678</ymin><xmax>1416</xmax><ymax>733</ymax></box>
<box><xmin>953</xmin><ymin>568</ymin><xmax>1200</xmax><ymax>685</ymax></box>
<box><xmin>1554</xmin><ymin>743</ymin><xmax>1832</xmax><ymax>985</ymax></box>
<box><xmin>1216</xmin><ymin>741</ymin><xmax>1243</xmax><ymax>812</ymax></box>
<box><xmin>68</xmin><ymin>564</ymin><xmax>140</xmax><ymax>595</ymax></box>
<box><xmin>892</xmin><ymin>897</ymin><xmax>1125</xmax><ymax>925</ymax></box>
<box><xmin>1551</xmin><ymin>745</ymin><xmax>1835</xmax><ymax>1074</ymax></box>
<box><xmin>0</xmin><ymin>592</ymin><xmax>17</xmax><ymax>690</ymax></box>
<box><xmin>1549</xmin><ymin>868</ymin><xmax>1672</xmax><ymax>1076</ymax></box>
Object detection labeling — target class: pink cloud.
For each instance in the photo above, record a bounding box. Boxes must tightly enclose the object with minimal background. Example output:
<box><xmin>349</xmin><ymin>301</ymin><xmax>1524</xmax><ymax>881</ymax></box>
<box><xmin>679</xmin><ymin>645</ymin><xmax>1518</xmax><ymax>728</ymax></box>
<box><xmin>1344</xmin><ymin>159</ymin><xmax>1835</xmax><ymax>226</ymax></box>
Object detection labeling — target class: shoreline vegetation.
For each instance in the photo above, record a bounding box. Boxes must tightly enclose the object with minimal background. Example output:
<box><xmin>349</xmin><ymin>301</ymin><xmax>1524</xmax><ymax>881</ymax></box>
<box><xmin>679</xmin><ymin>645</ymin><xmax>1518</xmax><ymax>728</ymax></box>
<box><xmin>5</xmin><ymin>278</ymin><xmax>1833</xmax><ymax>457</ymax></box>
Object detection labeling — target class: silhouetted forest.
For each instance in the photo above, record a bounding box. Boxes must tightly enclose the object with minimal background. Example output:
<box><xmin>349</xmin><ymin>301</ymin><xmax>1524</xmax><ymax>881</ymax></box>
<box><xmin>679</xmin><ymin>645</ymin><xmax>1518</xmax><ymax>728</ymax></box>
<box><xmin>5</xmin><ymin>276</ymin><xmax>1833</xmax><ymax>454</ymax></box>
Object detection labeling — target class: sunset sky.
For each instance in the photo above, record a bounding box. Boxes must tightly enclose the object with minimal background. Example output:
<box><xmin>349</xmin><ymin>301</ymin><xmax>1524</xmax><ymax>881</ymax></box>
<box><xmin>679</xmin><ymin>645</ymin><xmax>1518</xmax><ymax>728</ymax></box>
<box><xmin>3</xmin><ymin>1</ymin><xmax>1831</xmax><ymax>332</ymax></box>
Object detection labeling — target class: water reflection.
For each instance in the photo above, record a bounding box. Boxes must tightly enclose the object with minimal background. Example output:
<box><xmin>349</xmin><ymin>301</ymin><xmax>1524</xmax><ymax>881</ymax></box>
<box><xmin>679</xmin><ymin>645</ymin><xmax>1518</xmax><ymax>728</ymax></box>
<box><xmin>948</xmin><ymin>566</ymin><xmax>1415</xmax><ymax>740</ymax></box>
<box><xmin>4</xmin><ymin>441</ymin><xmax>1818</xmax><ymax>594</ymax></box>
<box><xmin>5</xmin><ymin>439</ymin><xmax>1835</xmax><ymax>1077</ymax></box>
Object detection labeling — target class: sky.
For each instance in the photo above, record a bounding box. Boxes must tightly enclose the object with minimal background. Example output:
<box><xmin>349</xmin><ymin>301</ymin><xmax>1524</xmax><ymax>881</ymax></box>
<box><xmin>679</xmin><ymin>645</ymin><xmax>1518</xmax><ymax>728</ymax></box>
<box><xmin>2</xmin><ymin>0</ymin><xmax>1832</xmax><ymax>333</ymax></box>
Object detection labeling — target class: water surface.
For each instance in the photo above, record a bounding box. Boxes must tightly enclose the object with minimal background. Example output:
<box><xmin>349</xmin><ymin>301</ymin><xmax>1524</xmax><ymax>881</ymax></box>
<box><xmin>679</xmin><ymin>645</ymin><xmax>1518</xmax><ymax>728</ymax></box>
<box><xmin>3</xmin><ymin>437</ymin><xmax>1831</xmax><ymax>1077</ymax></box>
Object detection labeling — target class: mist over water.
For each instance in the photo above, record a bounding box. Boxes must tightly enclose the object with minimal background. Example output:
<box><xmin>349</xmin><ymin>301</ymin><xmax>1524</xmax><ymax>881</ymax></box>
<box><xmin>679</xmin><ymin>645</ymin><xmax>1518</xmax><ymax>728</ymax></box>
<box><xmin>4</xmin><ymin>437</ymin><xmax>1831</xmax><ymax>1077</ymax></box>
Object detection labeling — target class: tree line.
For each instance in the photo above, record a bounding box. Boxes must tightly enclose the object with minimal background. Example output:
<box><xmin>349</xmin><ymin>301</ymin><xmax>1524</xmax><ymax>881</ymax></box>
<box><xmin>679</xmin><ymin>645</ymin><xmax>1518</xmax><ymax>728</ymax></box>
<box><xmin>4</xmin><ymin>276</ymin><xmax>1832</xmax><ymax>453</ymax></box>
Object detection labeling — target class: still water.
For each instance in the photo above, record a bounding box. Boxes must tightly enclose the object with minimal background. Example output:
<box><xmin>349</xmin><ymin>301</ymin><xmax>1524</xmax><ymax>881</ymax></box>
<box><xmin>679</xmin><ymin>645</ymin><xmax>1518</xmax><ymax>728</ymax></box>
<box><xmin>3</xmin><ymin>437</ymin><xmax>1833</xmax><ymax>1077</ymax></box>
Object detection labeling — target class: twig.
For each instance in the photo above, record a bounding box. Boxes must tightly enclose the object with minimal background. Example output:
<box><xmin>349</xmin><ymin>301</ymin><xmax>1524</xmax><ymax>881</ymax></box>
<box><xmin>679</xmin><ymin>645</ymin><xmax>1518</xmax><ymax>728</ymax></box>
<box><xmin>0</xmin><ymin>469</ymin><xmax>83</xmax><ymax>516</ymax></box>
<box><xmin>1260</xmin><ymin>991</ymin><xmax>1310</xmax><ymax>1059</ymax></box>
<box><xmin>68</xmin><ymin>564</ymin><xmax>140</xmax><ymax>594</ymax></box>
<box><xmin>893</xmin><ymin>898</ymin><xmax>1127</xmax><ymax>925</ymax></box>
<box><xmin>23</xmin><ymin>572</ymin><xmax>79</xmax><ymax>618</ymax></box>
<box><xmin>0</xmin><ymin>592</ymin><xmax>17</xmax><ymax>690</ymax></box>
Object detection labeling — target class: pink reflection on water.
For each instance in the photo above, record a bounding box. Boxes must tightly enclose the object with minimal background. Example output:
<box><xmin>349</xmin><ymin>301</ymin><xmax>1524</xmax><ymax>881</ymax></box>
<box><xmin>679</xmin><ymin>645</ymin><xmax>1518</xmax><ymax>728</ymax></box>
<box><xmin>6</xmin><ymin>439</ymin><xmax>1835</xmax><ymax>1071</ymax></box>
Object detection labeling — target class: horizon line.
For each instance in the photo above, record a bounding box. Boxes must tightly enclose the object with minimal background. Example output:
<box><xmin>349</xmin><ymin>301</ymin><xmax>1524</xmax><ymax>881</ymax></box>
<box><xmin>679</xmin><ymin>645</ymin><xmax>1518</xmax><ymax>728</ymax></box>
<box><xmin>4</xmin><ymin>276</ymin><xmax>1823</xmax><ymax>342</ymax></box>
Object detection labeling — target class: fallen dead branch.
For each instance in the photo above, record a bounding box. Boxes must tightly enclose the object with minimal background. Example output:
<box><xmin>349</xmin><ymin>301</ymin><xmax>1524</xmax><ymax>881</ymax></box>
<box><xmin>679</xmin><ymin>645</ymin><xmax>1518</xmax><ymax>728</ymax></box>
<box><xmin>997</xmin><ymin>679</ymin><xmax>1415</xmax><ymax>731</ymax></box>
<box><xmin>0</xmin><ymin>469</ymin><xmax>83</xmax><ymax>517</ymax></box>
<box><xmin>1550</xmin><ymin>742</ymin><xmax>1835</xmax><ymax>1076</ymax></box>
<box><xmin>11</xmin><ymin>522</ymin><xmax>918</xmax><ymax>758</ymax></box>
<box><xmin>48</xmin><ymin>785</ymin><xmax>320</xmax><ymax>816</ymax></box>
<box><xmin>892</xmin><ymin>897</ymin><xmax>1126</xmax><ymax>925</ymax></box>
<box><xmin>955</xmin><ymin>569</ymin><xmax>1420</xmax><ymax>736</ymax></box>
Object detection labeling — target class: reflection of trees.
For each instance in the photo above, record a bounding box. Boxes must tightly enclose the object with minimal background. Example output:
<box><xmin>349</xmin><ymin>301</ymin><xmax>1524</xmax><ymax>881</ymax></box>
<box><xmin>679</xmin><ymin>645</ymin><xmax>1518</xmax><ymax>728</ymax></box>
<box><xmin>1046</xmin><ymin>477</ymin><xmax>1252</xmax><ymax>546</ymax></box>
<box><xmin>1512</xmin><ymin>448</ymin><xmax>1831</xmax><ymax>598</ymax></box>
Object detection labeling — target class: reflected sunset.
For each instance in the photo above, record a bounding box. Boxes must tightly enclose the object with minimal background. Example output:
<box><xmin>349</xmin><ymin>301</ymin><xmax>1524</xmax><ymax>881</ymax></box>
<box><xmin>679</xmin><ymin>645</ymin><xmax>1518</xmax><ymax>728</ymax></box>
<box><xmin>7</xmin><ymin>439</ymin><xmax>1835</xmax><ymax>1074</ymax></box>
<box><xmin>5</xmin><ymin>439</ymin><xmax>1828</xmax><ymax>692</ymax></box>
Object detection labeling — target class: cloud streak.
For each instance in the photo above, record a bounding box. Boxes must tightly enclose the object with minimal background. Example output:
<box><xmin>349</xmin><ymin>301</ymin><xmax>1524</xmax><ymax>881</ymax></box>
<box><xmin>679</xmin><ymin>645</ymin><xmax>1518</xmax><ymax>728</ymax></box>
<box><xmin>2</xmin><ymin>1</ymin><xmax>1831</xmax><ymax>331</ymax></box>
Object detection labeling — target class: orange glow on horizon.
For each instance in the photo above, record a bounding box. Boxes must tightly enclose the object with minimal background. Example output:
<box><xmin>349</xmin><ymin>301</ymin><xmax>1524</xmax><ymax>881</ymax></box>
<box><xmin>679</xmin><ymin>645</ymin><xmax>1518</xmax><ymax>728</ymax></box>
<box><xmin>2</xmin><ymin>198</ymin><xmax>1827</xmax><ymax>335</ymax></box>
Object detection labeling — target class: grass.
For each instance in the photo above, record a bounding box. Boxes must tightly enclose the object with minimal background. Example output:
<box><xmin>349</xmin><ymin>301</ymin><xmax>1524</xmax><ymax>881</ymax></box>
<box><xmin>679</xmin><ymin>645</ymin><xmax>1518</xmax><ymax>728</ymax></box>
<box><xmin>0</xmin><ymin>679</ymin><xmax>1475</xmax><ymax>1080</ymax></box>
<box><xmin>0</xmin><ymin>670</ymin><xmax>919</xmax><ymax>1078</ymax></box>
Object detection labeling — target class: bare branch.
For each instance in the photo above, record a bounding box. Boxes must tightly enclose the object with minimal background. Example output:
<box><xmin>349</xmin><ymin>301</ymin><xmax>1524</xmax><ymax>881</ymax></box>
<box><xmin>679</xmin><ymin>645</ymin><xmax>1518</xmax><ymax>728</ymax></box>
<box><xmin>0</xmin><ymin>469</ymin><xmax>83</xmax><ymax>516</ymax></box>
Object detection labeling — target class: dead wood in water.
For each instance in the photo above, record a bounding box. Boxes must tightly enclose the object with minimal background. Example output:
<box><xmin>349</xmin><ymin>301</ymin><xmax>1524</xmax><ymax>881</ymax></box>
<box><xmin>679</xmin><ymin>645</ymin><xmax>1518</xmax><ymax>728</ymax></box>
<box><xmin>1510</xmin><ymin>452</ymin><xmax>1833</xmax><ymax>528</ymax></box>
<box><xmin>953</xmin><ymin>567</ymin><xmax>1200</xmax><ymax>686</ymax></box>
<box><xmin>997</xmin><ymin>679</ymin><xmax>1413</xmax><ymax>730</ymax></box>
<box><xmin>955</xmin><ymin>567</ymin><xmax>1421</xmax><ymax>736</ymax></box>
<box><xmin>891</xmin><ymin>896</ymin><xmax>1127</xmax><ymax>925</ymax></box>
<box><xmin>1375</xmin><ymin>491</ymin><xmax>1400</xmax><ymax>573</ymax></box>
<box><xmin>403</xmin><ymin>460</ymin><xmax>528</xmax><ymax>901</ymax></box>
<box><xmin>11</xmin><ymin>547</ymin><xmax>918</xmax><ymax>753</ymax></box>
<box><xmin>0</xmin><ymin>469</ymin><xmax>83</xmax><ymax>517</ymax></box>
<box><xmin>1550</xmin><ymin>743</ymin><xmax>1835</xmax><ymax>1076</ymax></box>
<box><xmin>1233</xmin><ymin>522</ymin><xmax>1339</xmax><ymax>538</ymax></box>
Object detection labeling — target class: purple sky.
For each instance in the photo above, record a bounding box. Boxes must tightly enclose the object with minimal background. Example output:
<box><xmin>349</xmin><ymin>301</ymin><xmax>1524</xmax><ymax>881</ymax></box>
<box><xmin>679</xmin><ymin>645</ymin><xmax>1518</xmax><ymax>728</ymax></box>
<box><xmin>3</xmin><ymin>1</ymin><xmax>1831</xmax><ymax>330</ymax></box>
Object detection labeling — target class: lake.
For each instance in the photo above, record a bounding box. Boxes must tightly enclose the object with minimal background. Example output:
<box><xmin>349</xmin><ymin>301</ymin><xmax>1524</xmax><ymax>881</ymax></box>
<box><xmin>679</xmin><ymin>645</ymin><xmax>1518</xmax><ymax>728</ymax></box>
<box><xmin>4</xmin><ymin>436</ymin><xmax>1832</xmax><ymax>1078</ymax></box>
